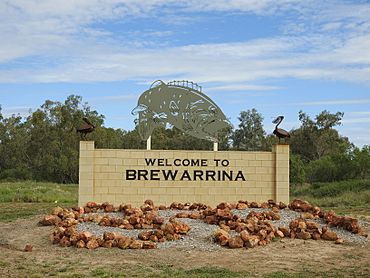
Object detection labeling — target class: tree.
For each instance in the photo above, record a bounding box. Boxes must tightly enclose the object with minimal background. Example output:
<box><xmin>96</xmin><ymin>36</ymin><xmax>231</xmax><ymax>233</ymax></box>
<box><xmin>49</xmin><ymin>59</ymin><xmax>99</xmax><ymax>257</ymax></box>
<box><xmin>232</xmin><ymin>109</ymin><xmax>266</xmax><ymax>151</ymax></box>
<box><xmin>290</xmin><ymin>110</ymin><xmax>351</xmax><ymax>162</ymax></box>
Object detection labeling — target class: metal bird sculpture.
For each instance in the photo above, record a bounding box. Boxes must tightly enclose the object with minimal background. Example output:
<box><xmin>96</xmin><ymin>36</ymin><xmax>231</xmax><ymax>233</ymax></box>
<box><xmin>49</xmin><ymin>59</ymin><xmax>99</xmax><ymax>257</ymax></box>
<box><xmin>77</xmin><ymin>117</ymin><xmax>95</xmax><ymax>140</ymax></box>
<box><xmin>272</xmin><ymin>116</ymin><xmax>290</xmax><ymax>143</ymax></box>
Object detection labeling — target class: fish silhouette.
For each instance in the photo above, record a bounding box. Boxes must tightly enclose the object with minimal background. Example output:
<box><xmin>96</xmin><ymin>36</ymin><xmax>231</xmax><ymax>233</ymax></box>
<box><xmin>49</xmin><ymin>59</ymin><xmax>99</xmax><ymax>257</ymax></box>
<box><xmin>132</xmin><ymin>80</ymin><xmax>231</xmax><ymax>142</ymax></box>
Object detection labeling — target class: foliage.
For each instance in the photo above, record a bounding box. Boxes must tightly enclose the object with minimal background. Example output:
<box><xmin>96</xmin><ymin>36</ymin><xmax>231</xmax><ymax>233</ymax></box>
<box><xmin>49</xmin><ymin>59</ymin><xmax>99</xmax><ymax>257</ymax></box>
<box><xmin>232</xmin><ymin>108</ymin><xmax>268</xmax><ymax>151</ymax></box>
<box><xmin>1</xmin><ymin>95</ymin><xmax>369</xmax><ymax>184</ymax></box>
<box><xmin>291</xmin><ymin>180</ymin><xmax>370</xmax><ymax>208</ymax></box>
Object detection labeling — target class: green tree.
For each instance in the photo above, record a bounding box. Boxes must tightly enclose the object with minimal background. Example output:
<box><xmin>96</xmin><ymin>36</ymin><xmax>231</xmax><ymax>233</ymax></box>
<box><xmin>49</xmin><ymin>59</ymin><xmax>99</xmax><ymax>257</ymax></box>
<box><xmin>232</xmin><ymin>109</ymin><xmax>266</xmax><ymax>151</ymax></box>
<box><xmin>290</xmin><ymin>110</ymin><xmax>351</xmax><ymax>162</ymax></box>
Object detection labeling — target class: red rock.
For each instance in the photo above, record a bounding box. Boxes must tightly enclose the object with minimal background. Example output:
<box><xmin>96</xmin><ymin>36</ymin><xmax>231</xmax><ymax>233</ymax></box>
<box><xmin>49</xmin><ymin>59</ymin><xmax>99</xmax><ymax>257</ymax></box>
<box><xmin>102</xmin><ymin>240</ymin><xmax>114</xmax><ymax>248</ymax></box>
<box><xmin>228</xmin><ymin>236</ymin><xmax>244</xmax><ymax>248</ymax></box>
<box><xmin>175</xmin><ymin>212</ymin><xmax>189</xmax><ymax>218</ymax></box>
<box><xmin>296</xmin><ymin>231</ymin><xmax>311</xmax><ymax>240</ymax></box>
<box><xmin>260</xmin><ymin>202</ymin><xmax>269</xmax><ymax>209</ymax></box>
<box><xmin>275</xmin><ymin>230</ymin><xmax>285</xmax><ymax>238</ymax></box>
<box><xmin>298</xmin><ymin>221</ymin><xmax>307</xmax><ymax>230</ymax></box>
<box><xmin>189</xmin><ymin>212</ymin><xmax>201</xmax><ymax>219</ymax></box>
<box><xmin>240</xmin><ymin>230</ymin><xmax>250</xmax><ymax>242</ymax></box>
<box><xmin>335</xmin><ymin>238</ymin><xmax>344</xmax><ymax>244</ymax></box>
<box><xmin>24</xmin><ymin>244</ymin><xmax>33</xmax><ymax>252</ymax></box>
<box><xmin>322</xmin><ymin>230</ymin><xmax>338</xmax><ymax>241</ymax></box>
<box><xmin>116</xmin><ymin>236</ymin><xmax>132</xmax><ymax>249</ymax></box>
<box><xmin>76</xmin><ymin>240</ymin><xmax>85</xmax><ymax>248</ymax></box>
<box><xmin>144</xmin><ymin>199</ymin><xmax>154</xmax><ymax>206</ymax></box>
<box><xmin>279</xmin><ymin>202</ymin><xmax>287</xmax><ymax>209</ymax></box>
<box><xmin>204</xmin><ymin>215</ymin><xmax>218</xmax><ymax>225</ymax></box>
<box><xmin>86</xmin><ymin>238</ymin><xmax>99</xmax><ymax>249</ymax></box>
<box><xmin>258</xmin><ymin>229</ymin><xmax>267</xmax><ymax>239</ymax></box>
<box><xmin>245</xmin><ymin>235</ymin><xmax>259</xmax><ymax>248</ymax></box>
<box><xmin>312</xmin><ymin>232</ymin><xmax>321</xmax><ymax>240</ymax></box>
<box><xmin>306</xmin><ymin>221</ymin><xmax>320</xmax><ymax>230</ymax></box>
<box><xmin>103</xmin><ymin>232</ymin><xmax>116</xmax><ymax>241</ymax></box>
<box><xmin>86</xmin><ymin>202</ymin><xmax>98</xmax><ymax>209</ymax></box>
<box><xmin>129</xmin><ymin>240</ymin><xmax>143</xmax><ymax>249</ymax></box>
<box><xmin>272</xmin><ymin>207</ymin><xmax>280</xmax><ymax>213</ymax></box>
<box><xmin>236</xmin><ymin>202</ymin><xmax>248</xmax><ymax>210</ymax></box>
<box><xmin>80</xmin><ymin>231</ymin><xmax>93</xmax><ymax>243</ymax></box>
<box><xmin>138</xmin><ymin>231</ymin><xmax>153</xmax><ymax>241</ymax></box>
<box><xmin>250</xmin><ymin>202</ymin><xmax>260</xmax><ymax>208</ymax></box>
<box><xmin>142</xmin><ymin>241</ymin><xmax>156</xmax><ymax>249</ymax></box>
<box><xmin>300</xmin><ymin>212</ymin><xmax>314</xmax><ymax>219</ymax></box>
<box><xmin>59</xmin><ymin>236</ymin><xmax>71</xmax><ymax>247</ymax></box>
<box><xmin>219</xmin><ymin>234</ymin><xmax>229</xmax><ymax>246</ymax></box>
<box><xmin>220</xmin><ymin>224</ymin><xmax>230</xmax><ymax>232</ymax></box>
<box><xmin>158</xmin><ymin>205</ymin><xmax>167</xmax><ymax>210</ymax></box>
<box><xmin>217</xmin><ymin>202</ymin><xmax>231</xmax><ymax>210</ymax></box>
<box><xmin>39</xmin><ymin>215</ymin><xmax>61</xmax><ymax>226</ymax></box>
<box><xmin>104</xmin><ymin>204</ymin><xmax>114</xmax><ymax>213</ymax></box>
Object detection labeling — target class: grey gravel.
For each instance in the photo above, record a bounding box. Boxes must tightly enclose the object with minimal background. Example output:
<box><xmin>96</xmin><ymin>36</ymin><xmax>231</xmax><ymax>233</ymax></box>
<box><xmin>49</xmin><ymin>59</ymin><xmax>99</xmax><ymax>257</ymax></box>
<box><xmin>76</xmin><ymin>208</ymin><xmax>369</xmax><ymax>249</ymax></box>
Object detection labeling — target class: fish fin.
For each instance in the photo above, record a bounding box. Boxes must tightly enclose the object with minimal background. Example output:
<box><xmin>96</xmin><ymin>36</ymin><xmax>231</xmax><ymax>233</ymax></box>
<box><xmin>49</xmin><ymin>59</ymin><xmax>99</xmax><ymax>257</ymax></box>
<box><xmin>131</xmin><ymin>104</ymin><xmax>148</xmax><ymax>115</ymax></box>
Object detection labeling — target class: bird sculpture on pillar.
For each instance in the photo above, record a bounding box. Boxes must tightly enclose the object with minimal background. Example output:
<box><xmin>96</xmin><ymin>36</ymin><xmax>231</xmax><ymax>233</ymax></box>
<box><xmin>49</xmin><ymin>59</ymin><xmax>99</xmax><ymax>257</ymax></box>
<box><xmin>77</xmin><ymin>117</ymin><xmax>95</xmax><ymax>140</ymax></box>
<box><xmin>272</xmin><ymin>116</ymin><xmax>290</xmax><ymax>143</ymax></box>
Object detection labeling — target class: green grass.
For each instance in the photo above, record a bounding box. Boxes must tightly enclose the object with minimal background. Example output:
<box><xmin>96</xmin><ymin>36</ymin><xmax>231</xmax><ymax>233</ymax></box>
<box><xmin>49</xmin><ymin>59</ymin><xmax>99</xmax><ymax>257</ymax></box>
<box><xmin>0</xmin><ymin>180</ymin><xmax>78</xmax><ymax>203</ymax></box>
<box><xmin>0</xmin><ymin>180</ymin><xmax>77</xmax><ymax>222</ymax></box>
<box><xmin>291</xmin><ymin>179</ymin><xmax>370</xmax><ymax>210</ymax></box>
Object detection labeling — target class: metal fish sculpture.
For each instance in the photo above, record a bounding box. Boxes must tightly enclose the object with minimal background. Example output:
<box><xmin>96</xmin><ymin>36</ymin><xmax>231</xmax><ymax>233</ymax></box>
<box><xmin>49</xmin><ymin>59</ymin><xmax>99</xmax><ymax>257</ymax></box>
<box><xmin>132</xmin><ymin>80</ymin><xmax>232</xmax><ymax>142</ymax></box>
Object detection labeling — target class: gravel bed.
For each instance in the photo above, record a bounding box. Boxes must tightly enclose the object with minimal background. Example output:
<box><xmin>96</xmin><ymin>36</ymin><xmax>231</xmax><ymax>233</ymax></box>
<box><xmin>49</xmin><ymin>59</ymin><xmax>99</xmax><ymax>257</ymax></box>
<box><xmin>76</xmin><ymin>208</ymin><xmax>369</xmax><ymax>249</ymax></box>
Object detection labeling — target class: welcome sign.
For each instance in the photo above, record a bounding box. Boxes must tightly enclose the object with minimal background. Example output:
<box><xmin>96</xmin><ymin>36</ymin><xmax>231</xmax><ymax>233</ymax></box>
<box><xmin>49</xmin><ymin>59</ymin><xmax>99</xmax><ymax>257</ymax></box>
<box><xmin>125</xmin><ymin>158</ymin><xmax>246</xmax><ymax>181</ymax></box>
<box><xmin>79</xmin><ymin>142</ymin><xmax>289</xmax><ymax>207</ymax></box>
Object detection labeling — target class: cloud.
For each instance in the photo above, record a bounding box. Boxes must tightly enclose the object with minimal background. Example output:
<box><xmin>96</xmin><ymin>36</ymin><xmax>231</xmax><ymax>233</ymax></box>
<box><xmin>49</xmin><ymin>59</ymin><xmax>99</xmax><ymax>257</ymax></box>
<box><xmin>206</xmin><ymin>84</ymin><xmax>284</xmax><ymax>92</ymax></box>
<box><xmin>296</xmin><ymin>98</ymin><xmax>370</xmax><ymax>106</ymax></box>
<box><xmin>1</xmin><ymin>0</ymin><xmax>370</xmax><ymax>86</ymax></box>
<box><xmin>342</xmin><ymin>117</ymin><xmax>370</xmax><ymax>124</ymax></box>
<box><xmin>1</xmin><ymin>106</ymin><xmax>32</xmax><ymax>117</ymax></box>
<box><xmin>89</xmin><ymin>94</ymin><xmax>139</xmax><ymax>102</ymax></box>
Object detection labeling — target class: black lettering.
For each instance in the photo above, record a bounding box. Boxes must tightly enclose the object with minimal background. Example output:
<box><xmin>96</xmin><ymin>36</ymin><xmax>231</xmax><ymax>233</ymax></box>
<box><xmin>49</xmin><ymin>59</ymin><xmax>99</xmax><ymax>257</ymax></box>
<box><xmin>190</xmin><ymin>159</ymin><xmax>199</xmax><ymax>166</ymax></box>
<box><xmin>174</xmin><ymin>159</ymin><xmax>181</xmax><ymax>166</ymax></box>
<box><xmin>182</xmin><ymin>159</ymin><xmax>190</xmax><ymax>166</ymax></box>
<box><xmin>158</xmin><ymin>159</ymin><xmax>165</xmax><ymax>166</ymax></box>
<box><xmin>201</xmin><ymin>159</ymin><xmax>207</xmax><ymax>166</ymax></box>
<box><xmin>145</xmin><ymin>158</ymin><xmax>156</xmax><ymax>166</ymax></box>
<box><xmin>180</xmin><ymin>170</ymin><xmax>191</xmax><ymax>180</ymax></box>
<box><xmin>235</xmin><ymin>171</ymin><xmax>246</xmax><ymax>181</ymax></box>
<box><xmin>138</xmin><ymin>170</ymin><xmax>149</xmax><ymax>180</ymax></box>
<box><xmin>150</xmin><ymin>170</ymin><xmax>160</xmax><ymax>180</ymax></box>
<box><xmin>165</xmin><ymin>159</ymin><xmax>172</xmax><ymax>166</ymax></box>
<box><xmin>222</xmin><ymin>170</ymin><xmax>233</xmax><ymax>181</ymax></box>
<box><xmin>221</xmin><ymin>160</ymin><xmax>229</xmax><ymax>167</ymax></box>
<box><xmin>126</xmin><ymin>170</ymin><xmax>136</xmax><ymax>180</ymax></box>
<box><xmin>193</xmin><ymin>170</ymin><xmax>204</xmax><ymax>180</ymax></box>
<box><xmin>214</xmin><ymin>159</ymin><xmax>221</xmax><ymax>166</ymax></box>
<box><xmin>162</xmin><ymin>170</ymin><xmax>178</xmax><ymax>180</ymax></box>
<box><xmin>205</xmin><ymin>170</ymin><xmax>216</xmax><ymax>181</ymax></box>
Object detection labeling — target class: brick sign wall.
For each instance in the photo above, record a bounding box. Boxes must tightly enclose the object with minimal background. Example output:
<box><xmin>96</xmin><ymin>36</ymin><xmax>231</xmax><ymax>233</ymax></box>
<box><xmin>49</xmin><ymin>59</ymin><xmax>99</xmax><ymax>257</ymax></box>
<box><xmin>79</xmin><ymin>141</ymin><xmax>289</xmax><ymax>207</ymax></box>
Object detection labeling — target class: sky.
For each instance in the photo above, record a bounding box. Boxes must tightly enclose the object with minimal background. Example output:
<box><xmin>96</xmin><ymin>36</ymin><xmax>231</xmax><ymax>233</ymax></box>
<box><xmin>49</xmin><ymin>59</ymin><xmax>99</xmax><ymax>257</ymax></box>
<box><xmin>0</xmin><ymin>0</ymin><xmax>370</xmax><ymax>147</ymax></box>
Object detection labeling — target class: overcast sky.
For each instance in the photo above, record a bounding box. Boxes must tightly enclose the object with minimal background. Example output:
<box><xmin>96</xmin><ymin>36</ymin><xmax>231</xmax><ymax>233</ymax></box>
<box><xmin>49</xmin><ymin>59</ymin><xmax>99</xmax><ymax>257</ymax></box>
<box><xmin>0</xmin><ymin>0</ymin><xmax>369</xmax><ymax>147</ymax></box>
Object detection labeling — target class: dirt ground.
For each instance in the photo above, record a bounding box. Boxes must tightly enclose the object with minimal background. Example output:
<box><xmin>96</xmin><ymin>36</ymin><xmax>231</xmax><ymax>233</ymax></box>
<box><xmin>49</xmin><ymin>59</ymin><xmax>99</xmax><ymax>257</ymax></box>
<box><xmin>0</xmin><ymin>216</ymin><xmax>369</xmax><ymax>278</ymax></box>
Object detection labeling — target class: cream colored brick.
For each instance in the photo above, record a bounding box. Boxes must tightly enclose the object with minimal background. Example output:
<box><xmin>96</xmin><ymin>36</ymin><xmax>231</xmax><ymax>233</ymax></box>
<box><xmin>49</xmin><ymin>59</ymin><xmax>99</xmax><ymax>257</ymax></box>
<box><xmin>80</xmin><ymin>172</ymin><xmax>93</xmax><ymax>181</ymax></box>
<box><xmin>249</xmin><ymin>160</ymin><xmax>262</xmax><ymax>167</ymax></box>
<box><xmin>122</xmin><ymin>158</ymin><xmax>138</xmax><ymax>166</ymax></box>
<box><xmin>228</xmin><ymin>152</ymin><xmax>242</xmax><ymax>160</ymax></box>
<box><xmin>121</xmin><ymin>187</ymin><xmax>138</xmax><ymax>195</ymax></box>
<box><xmin>80</xmin><ymin>151</ymin><xmax>94</xmax><ymax>158</ymax></box>
<box><xmin>151</xmin><ymin>187</ymin><xmax>168</xmax><ymax>195</ymax></box>
<box><xmin>108</xmin><ymin>187</ymin><xmax>122</xmax><ymax>194</ymax></box>
<box><xmin>248</xmin><ymin>187</ymin><xmax>262</xmax><ymax>195</ymax></box>
<box><xmin>100</xmin><ymin>150</ymin><xmax>116</xmax><ymax>158</ymax></box>
<box><xmin>95</xmin><ymin>187</ymin><xmax>109</xmax><ymax>194</ymax></box>
<box><xmin>165</xmin><ymin>187</ymin><xmax>180</xmax><ymax>194</ymax></box>
<box><xmin>180</xmin><ymin>187</ymin><xmax>195</xmax><ymax>195</ymax></box>
<box><xmin>255</xmin><ymin>167</ymin><xmax>269</xmax><ymax>174</ymax></box>
<box><xmin>256</xmin><ymin>153</ymin><xmax>273</xmax><ymax>160</ymax></box>
<box><xmin>100</xmin><ymin>165</ymin><xmax>116</xmax><ymax>172</ymax></box>
<box><xmin>95</xmin><ymin>158</ymin><xmax>109</xmax><ymax>165</ymax></box>
<box><xmin>241</xmin><ymin>153</ymin><xmax>256</xmax><ymax>160</ymax></box>
<box><xmin>95</xmin><ymin>172</ymin><xmax>109</xmax><ymax>180</ymax></box>
<box><xmin>79</xmin><ymin>157</ymin><xmax>93</xmax><ymax>165</ymax></box>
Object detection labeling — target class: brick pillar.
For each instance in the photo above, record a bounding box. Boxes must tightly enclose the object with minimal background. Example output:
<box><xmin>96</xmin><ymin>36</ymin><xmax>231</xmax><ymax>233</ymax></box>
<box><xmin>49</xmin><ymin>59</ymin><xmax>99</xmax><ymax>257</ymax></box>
<box><xmin>79</xmin><ymin>141</ymin><xmax>95</xmax><ymax>206</ymax></box>
<box><xmin>273</xmin><ymin>144</ymin><xmax>290</xmax><ymax>203</ymax></box>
